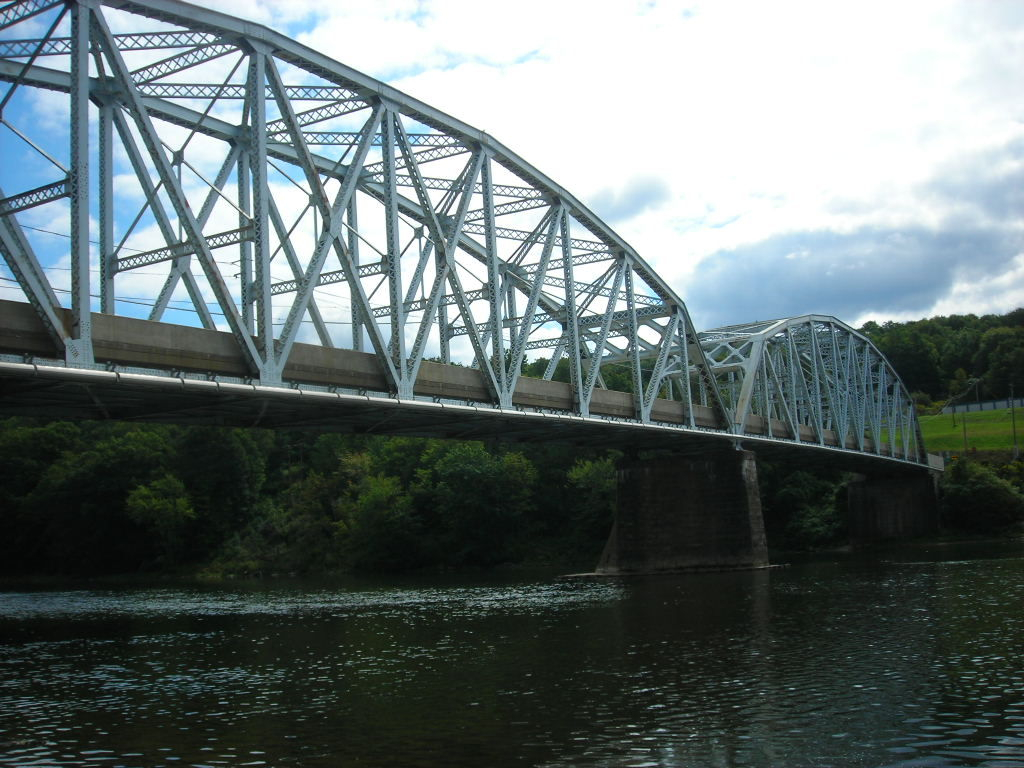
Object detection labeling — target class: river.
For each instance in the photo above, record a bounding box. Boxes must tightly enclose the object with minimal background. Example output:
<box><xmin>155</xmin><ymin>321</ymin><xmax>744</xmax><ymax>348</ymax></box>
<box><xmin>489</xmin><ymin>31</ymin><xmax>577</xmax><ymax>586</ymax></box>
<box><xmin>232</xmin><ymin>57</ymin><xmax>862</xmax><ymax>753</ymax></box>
<box><xmin>1</xmin><ymin>540</ymin><xmax>1023</xmax><ymax>767</ymax></box>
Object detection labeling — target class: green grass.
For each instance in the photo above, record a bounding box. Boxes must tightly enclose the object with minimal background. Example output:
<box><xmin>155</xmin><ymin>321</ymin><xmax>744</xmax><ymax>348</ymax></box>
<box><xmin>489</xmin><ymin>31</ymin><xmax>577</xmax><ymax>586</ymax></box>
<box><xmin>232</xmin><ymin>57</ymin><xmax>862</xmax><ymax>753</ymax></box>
<box><xmin>919</xmin><ymin>408</ymin><xmax>1024</xmax><ymax>452</ymax></box>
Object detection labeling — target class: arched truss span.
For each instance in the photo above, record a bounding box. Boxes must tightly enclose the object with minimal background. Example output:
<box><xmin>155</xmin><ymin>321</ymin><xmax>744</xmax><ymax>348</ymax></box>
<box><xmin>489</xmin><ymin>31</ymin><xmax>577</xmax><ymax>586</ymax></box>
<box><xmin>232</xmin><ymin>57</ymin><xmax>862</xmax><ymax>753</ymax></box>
<box><xmin>0</xmin><ymin>0</ymin><xmax>729</xmax><ymax>426</ymax></box>
<box><xmin>698</xmin><ymin>315</ymin><xmax>926</xmax><ymax>462</ymax></box>
<box><xmin>0</xmin><ymin>1</ymin><xmax>929</xmax><ymax>466</ymax></box>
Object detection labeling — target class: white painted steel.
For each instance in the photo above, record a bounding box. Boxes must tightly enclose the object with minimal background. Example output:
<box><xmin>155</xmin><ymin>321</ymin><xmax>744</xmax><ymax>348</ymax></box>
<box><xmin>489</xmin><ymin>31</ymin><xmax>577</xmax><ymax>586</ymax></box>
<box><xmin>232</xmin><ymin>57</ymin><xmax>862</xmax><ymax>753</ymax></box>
<box><xmin>0</xmin><ymin>0</ymin><xmax>926</xmax><ymax>465</ymax></box>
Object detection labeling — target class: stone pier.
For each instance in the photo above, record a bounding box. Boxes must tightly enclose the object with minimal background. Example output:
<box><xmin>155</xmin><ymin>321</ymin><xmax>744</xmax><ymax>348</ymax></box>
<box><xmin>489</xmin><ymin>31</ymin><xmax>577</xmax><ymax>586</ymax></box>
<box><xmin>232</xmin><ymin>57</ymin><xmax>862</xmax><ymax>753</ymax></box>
<box><xmin>596</xmin><ymin>449</ymin><xmax>769</xmax><ymax>574</ymax></box>
<box><xmin>845</xmin><ymin>471</ymin><xmax>940</xmax><ymax>542</ymax></box>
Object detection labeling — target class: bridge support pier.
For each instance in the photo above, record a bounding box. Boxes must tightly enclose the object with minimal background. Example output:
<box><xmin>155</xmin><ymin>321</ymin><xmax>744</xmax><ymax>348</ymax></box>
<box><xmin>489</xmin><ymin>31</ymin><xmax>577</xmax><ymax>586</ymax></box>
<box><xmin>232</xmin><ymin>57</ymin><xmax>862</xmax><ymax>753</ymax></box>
<box><xmin>845</xmin><ymin>472</ymin><xmax>940</xmax><ymax>542</ymax></box>
<box><xmin>596</xmin><ymin>449</ymin><xmax>769</xmax><ymax>574</ymax></box>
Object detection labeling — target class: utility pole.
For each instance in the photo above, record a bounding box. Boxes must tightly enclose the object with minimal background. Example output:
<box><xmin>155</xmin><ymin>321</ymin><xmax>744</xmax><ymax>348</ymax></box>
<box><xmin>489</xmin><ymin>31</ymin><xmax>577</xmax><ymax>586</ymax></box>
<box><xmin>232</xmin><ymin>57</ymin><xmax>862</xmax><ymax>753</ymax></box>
<box><xmin>1012</xmin><ymin>382</ymin><xmax>1019</xmax><ymax>460</ymax></box>
<box><xmin>962</xmin><ymin>378</ymin><xmax>981</xmax><ymax>458</ymax></box>
<box><xmin>947</xmin><ymin>378</ymin><xmax>981</xmax><ymax>458</ymax></box>
<box><xmin>962</xmin><ymin>408</ymin><xmax>969</xmax><ymax>458</ymax></box>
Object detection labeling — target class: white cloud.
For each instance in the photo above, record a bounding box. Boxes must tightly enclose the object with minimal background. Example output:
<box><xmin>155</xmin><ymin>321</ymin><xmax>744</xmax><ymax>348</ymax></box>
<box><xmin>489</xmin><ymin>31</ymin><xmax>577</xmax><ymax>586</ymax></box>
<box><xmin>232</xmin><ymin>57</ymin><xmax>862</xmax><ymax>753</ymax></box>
<box><xmin>277</xmin><ymin>1</ymin><xmax>1024</xmax><ymax>324</ymax></box>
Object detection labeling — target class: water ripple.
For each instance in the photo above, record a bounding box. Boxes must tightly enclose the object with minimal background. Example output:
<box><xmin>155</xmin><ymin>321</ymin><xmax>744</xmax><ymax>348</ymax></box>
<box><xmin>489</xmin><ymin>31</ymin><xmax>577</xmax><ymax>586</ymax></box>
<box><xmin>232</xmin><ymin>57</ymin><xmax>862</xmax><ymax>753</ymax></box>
<box><xmin>1</xmin><ymin>556</ymin><xmax>1023</xmax><ymax>766</ymax></box>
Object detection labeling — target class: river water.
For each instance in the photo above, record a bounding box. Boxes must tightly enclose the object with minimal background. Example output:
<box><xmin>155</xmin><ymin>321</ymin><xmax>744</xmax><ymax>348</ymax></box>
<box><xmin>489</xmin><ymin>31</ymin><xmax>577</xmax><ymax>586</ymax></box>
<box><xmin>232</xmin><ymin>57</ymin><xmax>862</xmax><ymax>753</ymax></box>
<box><xmin>1</xmin><ymin>541</ymin><xmax>1023</xmax><ymax>768</ymax></box>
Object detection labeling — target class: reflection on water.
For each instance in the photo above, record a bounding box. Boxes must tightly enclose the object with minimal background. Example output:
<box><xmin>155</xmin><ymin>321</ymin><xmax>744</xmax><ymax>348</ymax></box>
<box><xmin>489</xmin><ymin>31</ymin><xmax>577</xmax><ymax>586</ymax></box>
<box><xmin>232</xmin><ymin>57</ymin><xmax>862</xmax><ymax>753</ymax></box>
<box><xmin>1</xmin><ymin>542</ymin><xmax>1023</xmax><ymax>767</ymax></box>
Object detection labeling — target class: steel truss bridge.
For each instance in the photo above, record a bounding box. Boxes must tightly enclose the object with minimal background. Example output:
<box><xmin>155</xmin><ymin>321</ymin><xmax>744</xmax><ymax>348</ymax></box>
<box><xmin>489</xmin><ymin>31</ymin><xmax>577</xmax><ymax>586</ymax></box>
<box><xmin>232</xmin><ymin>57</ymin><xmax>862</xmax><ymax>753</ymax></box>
<box><xmin>0</xmin><ymin>0</ymin><xmax>934</xmax><ymax>472</ymax></box>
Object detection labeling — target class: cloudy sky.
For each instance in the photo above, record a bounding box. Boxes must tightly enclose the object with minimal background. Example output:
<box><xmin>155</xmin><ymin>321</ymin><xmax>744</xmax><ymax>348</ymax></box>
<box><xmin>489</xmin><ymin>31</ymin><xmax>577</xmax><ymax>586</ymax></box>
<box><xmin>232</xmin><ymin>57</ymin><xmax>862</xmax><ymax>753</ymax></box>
<box><xmin>6</xmin><ymin>0</ymin><xmax>1018</xmax><ymax>333</ymax></box>
<box><xmin>190</xmin><ymin>0</ymin><xmax>1024</xmax><ymax>331</ymax></box>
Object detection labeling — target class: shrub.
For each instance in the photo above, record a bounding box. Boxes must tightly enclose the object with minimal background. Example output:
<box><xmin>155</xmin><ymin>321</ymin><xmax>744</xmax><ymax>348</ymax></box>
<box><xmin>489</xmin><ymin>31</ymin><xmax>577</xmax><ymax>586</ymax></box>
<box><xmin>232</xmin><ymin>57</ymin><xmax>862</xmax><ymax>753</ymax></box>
<box><xmin>941</xmin><ymin>459</ymin><xmax>1024</xmax><ymax>532</ymax></box>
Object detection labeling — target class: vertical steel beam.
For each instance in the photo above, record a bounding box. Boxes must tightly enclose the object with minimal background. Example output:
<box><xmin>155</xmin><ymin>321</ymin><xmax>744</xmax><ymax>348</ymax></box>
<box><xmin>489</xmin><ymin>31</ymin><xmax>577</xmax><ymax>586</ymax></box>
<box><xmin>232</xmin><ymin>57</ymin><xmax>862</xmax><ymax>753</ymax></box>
<box><xmin>559</xmin><ymin>208</ymin><xmax>585</xmax><ymax>415</ymax></box>
<box><xmin>786</xmin><ymin>333</ymin><xmax>802</xmax><ymax>440</ymax></box>
<box><xmin>67</xmin><ymin>1</ymin><xmax>93</xmax><ymax>365</ymax></box>
<box><xmin>818</xmin><ymin>321</ymin><xmax>838</xmax><ymax>432</ymax></box>
<box><xmin>624</xmin><ymin>263</ymin><xmax>643</xmax><ymax>420</ymax></box>
<box><xmin>347</xmin><ymin>195</ymin><xmax>362</xmax><ymax>352</ymax></box>
<box><xmin>481</xmin><ymin>153</ymin><xmax>508</xmax><ymax>406</ymax></box>
<box><xmin>98</xmin><ymin>98</ymin><xmax>114</xmax><ymax>314</ymax></box>
<box><xmin>808</xmin><ymin>322</ymin><xmax>825</xmax><ymax>443</ymax></box>
<box><xmin>677</xmin><ymin>325</ymin><xmax>695</xmax><ymax>427</ymax></box>
<box><xmin>852</xmin><ymin>337</ymin><xmax>866</xmax><ymax>451</ymax></box>
<box><xmin>832</xmin><ymin>325</ymin><xmax>850</xmax><ymax>447</ymax></box>
<box><xmin>381</xmin><ymin>110</ymin><xmax>407</xmax><ymax>393</ymax></box>
<box><xmin>247</xmin><ymin>47</ymin><xmax>275</xmax><ymax>380</ymax></box>
<box><xmin>150</xmin><ymin>146</ymin><xmax>238</xmax><ymax>330</ymax></box>
<box><xmin>760</xmin><ymin>348</ymin><xmax>772</xmax><ymax>436</ymax></box>
<box><xmin>860</xmin><ymin>346</ymin><xmax>874</xmax><ymax>451</ymax></box>
<box><xmin>444</xmin><ymin>261</ymin><xmax>502</xmax><ymax>401</ymax></box>
<box><xmin>278</xmin><ymin>103</ymin><xmax>394</xmax><ymax>387</ymax></box>
<box><xmin>237</xmin><ymin>148</ymin><xmax>254</xmax><ymax>333</ymax></box>
<box><xmin>732</xmin><ymin>336</ymin><xmax>765</xmax><ymax>434</ymax></box>
<box><xmin>887</xmin><ymin>381</ymin><xmax>900</xmax><ymax>456</ymax></box>
<box><xmin>267</xmin><ymin>198</ymin><xmax>332</xmax><ymax>347</ymax></box>
<box><xmin>409</xmin><ymin>154</ymin><xmax>503</xmax><ymax>400</ymax></box>
<box><xmin>874</xmin><ymin>360</ymin><xmax>887</xmax><ymax>454</ymax></box>
<box><xmin>110</xmin><ymin>107</ymin><xmax>203</xmax><ymax>330</ymax></box>
<box><xmin>436</xmin><ymin>286</ymin><xmax>450</xmax><ymax>363</ymax></box>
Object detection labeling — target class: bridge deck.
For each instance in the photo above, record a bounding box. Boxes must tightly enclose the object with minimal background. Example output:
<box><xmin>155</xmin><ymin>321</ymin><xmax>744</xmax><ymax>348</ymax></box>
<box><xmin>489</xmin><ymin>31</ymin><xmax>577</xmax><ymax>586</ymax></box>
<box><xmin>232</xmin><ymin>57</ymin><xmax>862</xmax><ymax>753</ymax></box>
<box><xmin>0</xmin><ymin>300</ymin><xmax>935</xmax><ymax>474</ymax></box>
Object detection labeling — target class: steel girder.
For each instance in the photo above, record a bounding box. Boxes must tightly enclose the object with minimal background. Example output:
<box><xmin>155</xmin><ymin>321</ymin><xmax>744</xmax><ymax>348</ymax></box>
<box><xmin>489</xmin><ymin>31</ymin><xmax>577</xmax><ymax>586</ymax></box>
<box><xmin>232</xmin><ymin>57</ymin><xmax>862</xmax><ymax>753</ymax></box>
<box><xmin>698</xmin><ymin>315</ymin><xmax>926</xmax><ymax>462</ymax></box>
<box><xmin>0</xmin><ymin>0</ymin><xmax>732</xmax><ymax>427</ymax></box>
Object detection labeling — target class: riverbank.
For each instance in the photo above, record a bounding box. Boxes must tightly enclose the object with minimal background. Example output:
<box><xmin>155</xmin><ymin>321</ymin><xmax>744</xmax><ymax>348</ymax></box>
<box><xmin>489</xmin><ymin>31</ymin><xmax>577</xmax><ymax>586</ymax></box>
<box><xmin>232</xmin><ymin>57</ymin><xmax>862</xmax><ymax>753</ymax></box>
<box><xmin>3</xmin><ymin>418</ymin><xmax>1022</xmax><ymax>580</ymax></box>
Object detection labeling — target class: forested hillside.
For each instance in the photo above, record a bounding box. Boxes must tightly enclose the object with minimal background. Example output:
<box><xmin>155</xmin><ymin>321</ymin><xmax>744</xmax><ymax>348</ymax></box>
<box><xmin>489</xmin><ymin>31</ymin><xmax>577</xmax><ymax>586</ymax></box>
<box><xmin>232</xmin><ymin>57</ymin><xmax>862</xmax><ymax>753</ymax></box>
<box><xmin>3</xmin><ymin>308</ymin><xmax>1023</xmax><ymax>579</ymax></box>
<box><xmin>860</xmin><ymin>307</ymin><xmax>1024</xmax><ymax>404</ymax></box>
<box><xmin>0</xmin><ymin>420</ymin><xmax>622</xmax><ymax>577</ymax></box>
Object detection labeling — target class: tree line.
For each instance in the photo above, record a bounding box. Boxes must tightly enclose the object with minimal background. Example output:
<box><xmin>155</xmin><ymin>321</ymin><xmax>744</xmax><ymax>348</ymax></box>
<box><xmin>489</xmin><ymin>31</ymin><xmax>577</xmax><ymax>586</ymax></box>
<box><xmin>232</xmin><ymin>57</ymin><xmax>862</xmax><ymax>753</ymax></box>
<box><xmin>0</xmin><ymin>419</ymin><xmax>622</xmax><ymax>577</ymax></box>
<box><xmin>3</xmin><ymin>308</ymin><xmax>1023</xmax><ymax>578</ymax></box>
<box><xmin>858</xmin><ymin>307</ymin><xmax>1024</xmax><ymax>535</ymax></box>
<box><xmin>1</xmin><ymin>417</ymin><xmax>1019</xmax><ymax>579</ymax></box>
<box><xmin>860</xmin><ymin>307</ymin><xmax>1024</xmax><ymax>405</ymax></box>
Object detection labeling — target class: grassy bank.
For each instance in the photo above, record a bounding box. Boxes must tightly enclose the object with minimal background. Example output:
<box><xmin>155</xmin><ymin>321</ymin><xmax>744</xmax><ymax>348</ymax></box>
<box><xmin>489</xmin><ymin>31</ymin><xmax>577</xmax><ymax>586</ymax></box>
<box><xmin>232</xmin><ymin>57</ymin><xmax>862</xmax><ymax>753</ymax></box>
<box><xmin>919</xmin><ymin>407</ymin><xmax>1022</xmax><ymax>453</ymax></box>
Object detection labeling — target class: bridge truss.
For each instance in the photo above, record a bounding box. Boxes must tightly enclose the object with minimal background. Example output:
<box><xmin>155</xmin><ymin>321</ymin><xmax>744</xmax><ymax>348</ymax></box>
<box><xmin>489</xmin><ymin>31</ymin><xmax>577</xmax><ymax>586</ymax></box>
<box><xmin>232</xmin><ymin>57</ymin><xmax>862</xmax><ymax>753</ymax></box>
<box><xmin>0</xmin><ymin>0</ymin><xmax>928</xmax><ymax>467</ymax></box>
<box><xmin>698</xmin><ymin>316</ymin><xmax>924</xmax><ymax>462</ymax></box>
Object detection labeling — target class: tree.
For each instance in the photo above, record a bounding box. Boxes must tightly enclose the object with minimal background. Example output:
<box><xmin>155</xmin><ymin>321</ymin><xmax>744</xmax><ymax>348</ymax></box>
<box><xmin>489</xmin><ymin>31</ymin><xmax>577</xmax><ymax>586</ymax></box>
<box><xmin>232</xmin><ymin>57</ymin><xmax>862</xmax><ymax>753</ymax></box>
<box><xmin>174</xmin><ymin>426</ymin><xmax>272</xmax><ymax>557</ymax></box>
<box><xmin>861</xmin><ymin>309</ymin><xmax>1024</xmax><ymax>402</ymax></box>
<box><xmin>23</xmin><ymin>424</ymin><xmax>177</xmax><ymax>573</ymax></box>
<box><xmin>342</xmin><ymin>468</ymin><xmax>424</xmax><ymax>572</ymax></box>
<box><xmin>0</xmin><ymin>419</ymin><xmax>86</xmax><ymax>574</ymax></box>
<box><xmin>758</xmin><ymin>462</ymin><xmax>846</xmax><ymax>550</ymax></box>
<box><xmin>875</xmin><ymin>323</ymin><xmax>943</xmax><ymax>396</ymax></box>
<box><xmin>973</xmin><ymin>327</ymin><xmax>1024</xmax><ymax>398</ymax></box>
<box><xmin>565</xmin><ymin>455</ymin><xmax>618</xmax><ymax>556</ymax></box>
<box><xmin>941</xmin><ymin>459</ymin><xmax>1024</xmax><ymax>532</ymax></box>
<box><xmin>125</xmin><ymin>474</ymin><xmax>195</xmax><ymax>564</ymax></box>
<box><xmin>413</xmin><ymin>441</ymin><xmax>537</xmax><ymax>567</ymax></box>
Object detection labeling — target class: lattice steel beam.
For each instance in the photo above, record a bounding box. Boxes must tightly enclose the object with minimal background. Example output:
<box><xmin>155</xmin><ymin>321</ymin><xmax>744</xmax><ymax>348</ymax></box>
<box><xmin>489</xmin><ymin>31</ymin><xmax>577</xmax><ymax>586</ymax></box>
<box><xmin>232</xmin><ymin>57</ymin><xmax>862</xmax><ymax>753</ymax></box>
<box><xmin>114</xmin><ymin>226</ymin><xmax>253</xmax><ymax>271</ymax></box>
<box><xmin>0</xmin><ymin>178</ymin><xmax>67</xmax><ymax>215</ymax></box>
<box><xmin>0</xmin><ymin>0</ymin><xmax>62</xmax><ymax>31</ymax></box>
<box><xmin>0</xmin><ymin>31</ymin><xmax>220</xmax><ymax>57</ymax></box>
